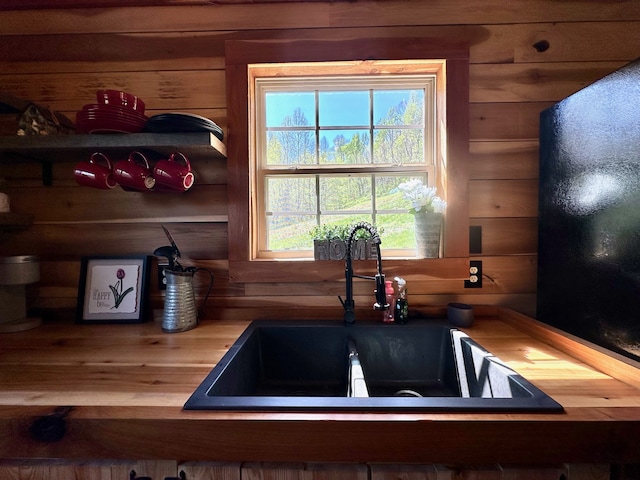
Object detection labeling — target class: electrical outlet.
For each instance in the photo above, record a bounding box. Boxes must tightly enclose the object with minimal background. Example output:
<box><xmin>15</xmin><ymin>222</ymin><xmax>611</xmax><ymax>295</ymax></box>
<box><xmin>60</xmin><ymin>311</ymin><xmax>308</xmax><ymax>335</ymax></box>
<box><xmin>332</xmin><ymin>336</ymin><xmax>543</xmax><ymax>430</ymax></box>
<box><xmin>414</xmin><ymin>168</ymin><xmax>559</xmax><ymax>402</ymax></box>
<box><xmin>464</xmin><ymin>260</ymin><xmax>482</xmax><ymax>288</ymax></box>
<box><xmin>157</xmin><ymin>263</ymin><xmax>169</xmax><ymax>290</ymax></box>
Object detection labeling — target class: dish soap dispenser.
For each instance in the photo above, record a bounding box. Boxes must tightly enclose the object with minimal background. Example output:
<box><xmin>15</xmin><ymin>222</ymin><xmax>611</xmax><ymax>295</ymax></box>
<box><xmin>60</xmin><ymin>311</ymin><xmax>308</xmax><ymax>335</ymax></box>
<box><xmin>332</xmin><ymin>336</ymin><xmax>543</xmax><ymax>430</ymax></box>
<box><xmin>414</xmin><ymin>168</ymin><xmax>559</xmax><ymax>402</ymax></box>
<box><xmin>383</xmin><ymin>280</ymin><xmax>395</xmax><ymax>323</ymax></box>
<box><xmin>394</xmin><ymin>276</ymin><xmax>408</xmax><ymax>324</ymax></box>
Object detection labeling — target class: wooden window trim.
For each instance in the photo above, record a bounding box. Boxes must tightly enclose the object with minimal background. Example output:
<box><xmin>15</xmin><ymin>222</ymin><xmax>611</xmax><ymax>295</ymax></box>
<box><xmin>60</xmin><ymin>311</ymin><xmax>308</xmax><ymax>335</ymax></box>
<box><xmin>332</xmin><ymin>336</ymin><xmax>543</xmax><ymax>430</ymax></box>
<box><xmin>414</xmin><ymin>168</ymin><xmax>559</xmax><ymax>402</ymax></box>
<box><xmin>225</xmin><ymin>37</ymin><xmax>470</xmax><ymax>283</ymax></box>
<box><xmin>254</xmin><ymin>64</ymin><xmax>439</xmax><ymax>259</ymax></box>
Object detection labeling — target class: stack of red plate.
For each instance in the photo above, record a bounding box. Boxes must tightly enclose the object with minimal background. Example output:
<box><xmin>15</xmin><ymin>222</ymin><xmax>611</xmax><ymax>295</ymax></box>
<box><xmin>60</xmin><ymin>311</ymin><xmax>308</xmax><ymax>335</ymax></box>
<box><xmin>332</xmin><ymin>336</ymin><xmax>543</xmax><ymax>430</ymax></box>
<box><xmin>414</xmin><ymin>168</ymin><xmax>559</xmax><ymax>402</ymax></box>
<box><xmin>76</xmin><ymin>103</ymin><xmax>148</xmax><ymax>134</ymax></box>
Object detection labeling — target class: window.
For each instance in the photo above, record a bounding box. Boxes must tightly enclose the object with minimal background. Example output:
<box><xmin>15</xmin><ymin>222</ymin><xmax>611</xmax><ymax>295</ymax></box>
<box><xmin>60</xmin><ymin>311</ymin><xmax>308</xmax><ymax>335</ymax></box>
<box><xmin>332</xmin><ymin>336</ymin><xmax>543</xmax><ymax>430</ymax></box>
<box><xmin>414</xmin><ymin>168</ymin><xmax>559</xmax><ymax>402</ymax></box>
<box><xmin>251</xmin><ymin>62</ymin><xmax>445</xmax><ymax>259</ymax></box>
<box><xmin>225</xmin><ymin>38</ymin><xmax>469</xmax><ymax>283</ymax></box>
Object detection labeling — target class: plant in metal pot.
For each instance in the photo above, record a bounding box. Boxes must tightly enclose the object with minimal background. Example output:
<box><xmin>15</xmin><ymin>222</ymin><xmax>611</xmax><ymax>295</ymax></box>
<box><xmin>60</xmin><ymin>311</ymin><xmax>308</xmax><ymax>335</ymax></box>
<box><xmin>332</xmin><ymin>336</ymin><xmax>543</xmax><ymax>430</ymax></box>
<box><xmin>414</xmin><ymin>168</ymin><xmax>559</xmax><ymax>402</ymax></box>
<box><xmin>309</xmin><ymin>223</ymin><xmax>382</xmax><ymax>260</ymax></box>
<box><xmin>398</xmin><ymin>179</ymin><xmax>446</xmax><ymax>258</ymax></box>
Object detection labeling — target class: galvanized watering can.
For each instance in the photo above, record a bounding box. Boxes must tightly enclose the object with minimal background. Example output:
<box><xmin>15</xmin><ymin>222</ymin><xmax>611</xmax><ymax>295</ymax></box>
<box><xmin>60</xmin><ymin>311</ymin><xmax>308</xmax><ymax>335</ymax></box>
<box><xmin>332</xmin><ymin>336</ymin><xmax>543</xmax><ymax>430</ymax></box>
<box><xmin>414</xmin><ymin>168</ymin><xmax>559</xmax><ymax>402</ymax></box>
<box><xmin>162</xmin><ymin>269</ymin><xmax>199</xmax><ymax>333</ymax></box>
<box><xmin>154</xmin><ymin>225</ymin><xmax>214</xmax><ymax>333</ymax></box>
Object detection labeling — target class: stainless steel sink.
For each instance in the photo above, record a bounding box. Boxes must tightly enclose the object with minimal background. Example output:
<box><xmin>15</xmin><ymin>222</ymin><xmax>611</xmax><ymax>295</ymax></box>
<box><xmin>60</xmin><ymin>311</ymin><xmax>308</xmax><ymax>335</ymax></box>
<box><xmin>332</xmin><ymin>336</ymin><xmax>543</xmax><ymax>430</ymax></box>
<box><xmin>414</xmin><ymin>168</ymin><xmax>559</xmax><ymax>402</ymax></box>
<box><xmin>183</xmin><ymin>319</ymin><xmax>563</xmax><ymax>412</ymax></box>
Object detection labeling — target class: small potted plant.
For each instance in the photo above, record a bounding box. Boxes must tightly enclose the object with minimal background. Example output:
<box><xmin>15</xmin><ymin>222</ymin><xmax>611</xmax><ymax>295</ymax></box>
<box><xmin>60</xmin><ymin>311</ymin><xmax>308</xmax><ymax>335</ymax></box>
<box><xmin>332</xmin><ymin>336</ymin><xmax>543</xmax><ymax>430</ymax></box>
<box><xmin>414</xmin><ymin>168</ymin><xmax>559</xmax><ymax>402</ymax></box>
<box><xmin>309</xmin><ymin>223</ymin><xmax>380</xmax><ymax>261</ymax></box>
<box><xmin>398</xmin><ymin>179</ymin><xmax>446</xmax><ymax>258</ymax></box>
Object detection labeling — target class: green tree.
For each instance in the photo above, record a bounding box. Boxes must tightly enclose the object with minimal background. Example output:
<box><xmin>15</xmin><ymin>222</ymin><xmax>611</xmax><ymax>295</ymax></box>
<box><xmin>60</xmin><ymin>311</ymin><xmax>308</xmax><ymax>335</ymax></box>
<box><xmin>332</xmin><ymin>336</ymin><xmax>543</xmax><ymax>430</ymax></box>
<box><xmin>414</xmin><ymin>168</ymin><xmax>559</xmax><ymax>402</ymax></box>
<box><xmin>341</xmin><ymin>132</ymin><xmax>370</xmax><ymax>164</ymax></box>
<box><xmin>373</xmin><ymin>91</ymin><xmax>424</xmax><ymax>164</ymax></box>
<box><xmin>266</xmin><ymin>134</ymin><xmax>284</xmax><ymax>165</ymax></box>
<box><xmin>333</xmin><ymin>134</ymin><xmax>347</xmax><ymax>163</ymax></box>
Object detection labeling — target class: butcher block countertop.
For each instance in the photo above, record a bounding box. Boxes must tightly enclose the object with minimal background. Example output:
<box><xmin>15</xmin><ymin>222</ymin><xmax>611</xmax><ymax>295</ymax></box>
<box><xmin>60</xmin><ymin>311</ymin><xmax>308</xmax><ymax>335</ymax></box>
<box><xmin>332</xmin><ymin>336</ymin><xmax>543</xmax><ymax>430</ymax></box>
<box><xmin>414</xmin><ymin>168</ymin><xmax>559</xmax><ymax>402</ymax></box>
<box><xmin>2</xmin><ymin>307</ymin><xmax>640</xmax><ymax>465</ymax></box>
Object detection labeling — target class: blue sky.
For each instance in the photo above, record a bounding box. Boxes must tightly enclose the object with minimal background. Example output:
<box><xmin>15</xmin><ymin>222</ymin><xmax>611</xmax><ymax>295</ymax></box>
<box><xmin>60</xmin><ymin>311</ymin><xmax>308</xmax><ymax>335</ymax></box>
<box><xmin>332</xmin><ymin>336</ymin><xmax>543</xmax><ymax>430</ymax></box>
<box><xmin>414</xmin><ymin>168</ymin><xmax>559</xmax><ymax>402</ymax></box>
<box><xmin>265</xmin><ymin>90</ymin><xmax>421</xmax><ymax>128</ymax></box>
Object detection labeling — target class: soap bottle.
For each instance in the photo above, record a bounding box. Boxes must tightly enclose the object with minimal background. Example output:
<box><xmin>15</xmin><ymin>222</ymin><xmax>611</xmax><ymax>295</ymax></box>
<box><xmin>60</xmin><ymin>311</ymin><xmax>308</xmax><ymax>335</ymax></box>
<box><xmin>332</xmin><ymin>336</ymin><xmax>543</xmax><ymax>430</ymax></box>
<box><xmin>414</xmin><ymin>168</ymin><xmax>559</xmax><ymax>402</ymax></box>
<box><xmin>383</xmin><ymin>280</ymin><xmax>395</xmax><ymax>323</ymax></box>
<box><xmin>394</xmin><ymin>276</ymin><xmax>408</xmax><ymax>324</ymax></box>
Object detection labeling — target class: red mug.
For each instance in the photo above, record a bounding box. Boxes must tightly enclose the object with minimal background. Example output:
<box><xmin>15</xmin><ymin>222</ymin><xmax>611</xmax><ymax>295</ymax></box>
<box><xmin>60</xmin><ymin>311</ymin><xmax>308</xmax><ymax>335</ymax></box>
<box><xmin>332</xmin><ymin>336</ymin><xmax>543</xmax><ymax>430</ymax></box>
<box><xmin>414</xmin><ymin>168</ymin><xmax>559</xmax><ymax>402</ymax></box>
<box><xmin>74</xmin><ymin>152</ymin><xmax>117</xmax><ymax>189</ymax></box>
<box><xmin>153</xmin><ymin>152</ymin><xmax>194</xmax><ymax>192</ymax></box>
<box><xmin>113</xmin><ymin>151</ymin><xmax>156</xmax><ymax>191</ymax></box>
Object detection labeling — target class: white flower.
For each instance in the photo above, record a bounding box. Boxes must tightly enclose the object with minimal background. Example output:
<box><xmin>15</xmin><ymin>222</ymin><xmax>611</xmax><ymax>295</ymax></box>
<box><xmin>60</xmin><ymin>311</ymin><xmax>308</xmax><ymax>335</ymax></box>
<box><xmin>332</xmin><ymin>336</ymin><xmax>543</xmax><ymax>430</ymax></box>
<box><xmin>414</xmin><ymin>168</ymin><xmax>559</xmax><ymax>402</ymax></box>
<box><xmin>398</xmin><ymin>179</ymin><xmax>446</xmax><ymax>214</ymax></box>
<box><xmin>431</xmin><ymin>197</ymin><xmax>447</xmax><ymax>214</ymax></box>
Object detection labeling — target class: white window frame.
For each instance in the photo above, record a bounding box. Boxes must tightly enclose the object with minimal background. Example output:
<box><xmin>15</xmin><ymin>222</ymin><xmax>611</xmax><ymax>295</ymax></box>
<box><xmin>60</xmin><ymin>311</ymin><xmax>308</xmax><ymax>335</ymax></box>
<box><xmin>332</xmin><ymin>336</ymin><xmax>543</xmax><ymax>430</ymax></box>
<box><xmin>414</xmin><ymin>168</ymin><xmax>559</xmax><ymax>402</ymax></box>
<box><xmin>249</xmin><ymin>60</ymin><xmax>447</xmax><ymax>260</ymax></box>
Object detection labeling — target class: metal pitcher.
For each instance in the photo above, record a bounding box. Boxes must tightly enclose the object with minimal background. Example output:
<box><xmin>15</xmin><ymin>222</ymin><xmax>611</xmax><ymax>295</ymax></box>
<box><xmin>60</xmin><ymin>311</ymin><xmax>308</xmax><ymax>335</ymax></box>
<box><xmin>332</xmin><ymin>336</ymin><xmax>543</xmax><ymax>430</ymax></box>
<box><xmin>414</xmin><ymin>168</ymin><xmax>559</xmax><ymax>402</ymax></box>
<box><xmin>162</xmin><ymin>269</ymin><xmax>198</xmax><ymax>333</ymax></box>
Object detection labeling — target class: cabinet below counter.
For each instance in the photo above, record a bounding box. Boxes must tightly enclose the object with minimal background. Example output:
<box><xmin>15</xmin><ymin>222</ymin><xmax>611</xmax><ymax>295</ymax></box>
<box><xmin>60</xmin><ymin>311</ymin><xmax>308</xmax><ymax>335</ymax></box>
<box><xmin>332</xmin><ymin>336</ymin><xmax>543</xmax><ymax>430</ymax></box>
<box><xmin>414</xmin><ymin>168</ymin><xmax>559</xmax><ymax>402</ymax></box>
<box><xmin>1</xmin><ymin>308</ymin><xmax>640</xmax><ymax>465</ymax></box>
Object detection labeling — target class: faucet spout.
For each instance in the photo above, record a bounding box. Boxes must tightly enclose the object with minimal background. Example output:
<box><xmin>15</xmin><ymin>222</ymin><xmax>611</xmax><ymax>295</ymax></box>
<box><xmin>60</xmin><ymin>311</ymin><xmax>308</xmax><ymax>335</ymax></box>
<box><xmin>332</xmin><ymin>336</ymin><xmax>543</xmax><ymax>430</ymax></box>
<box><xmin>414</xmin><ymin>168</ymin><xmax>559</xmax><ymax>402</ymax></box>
<box><xmin>339</xmin><ymin>221</ymin><xmax>388</xmax><ymax>325</ymax></box>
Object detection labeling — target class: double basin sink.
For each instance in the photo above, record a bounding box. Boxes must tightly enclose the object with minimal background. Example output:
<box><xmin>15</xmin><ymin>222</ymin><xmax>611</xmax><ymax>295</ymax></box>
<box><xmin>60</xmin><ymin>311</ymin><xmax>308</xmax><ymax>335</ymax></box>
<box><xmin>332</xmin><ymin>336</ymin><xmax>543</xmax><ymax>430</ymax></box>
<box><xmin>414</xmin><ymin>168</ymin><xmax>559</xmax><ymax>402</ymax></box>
<box><xmin>184</xmin><ymin>319</ymin><xmax>563</xmax><ymax>412</ymax></box>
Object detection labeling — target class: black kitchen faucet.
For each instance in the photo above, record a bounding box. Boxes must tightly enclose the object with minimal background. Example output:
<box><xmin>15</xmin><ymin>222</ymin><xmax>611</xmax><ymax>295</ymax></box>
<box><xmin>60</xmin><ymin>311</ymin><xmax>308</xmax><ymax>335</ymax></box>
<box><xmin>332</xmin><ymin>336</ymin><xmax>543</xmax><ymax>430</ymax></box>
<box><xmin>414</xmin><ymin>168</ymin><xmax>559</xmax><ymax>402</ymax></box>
<box><xmin>339</xmin><ymin>221</ymin><xmax>388</xmax><ymax>325</ymax></box>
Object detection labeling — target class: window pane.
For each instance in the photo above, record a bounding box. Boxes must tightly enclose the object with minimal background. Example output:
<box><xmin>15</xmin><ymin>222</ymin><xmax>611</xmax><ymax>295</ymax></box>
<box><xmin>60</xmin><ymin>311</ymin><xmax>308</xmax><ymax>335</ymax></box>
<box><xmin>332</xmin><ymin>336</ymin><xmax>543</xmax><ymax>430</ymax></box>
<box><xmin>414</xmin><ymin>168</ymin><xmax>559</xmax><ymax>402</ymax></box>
<box><xmin>319</xmin><ymin>130</ymin><xmax>371</xmax><ymax>164</ymax></box>
<box><xmin>267</xmin><ymin>130</ymin><xmax>316</xmax><ymax>165</ymax></box>
<box><xmin>316</xmin><ymin>214</ymin><xmax>374</xmax><ymax>233</ymax></box>
<box><xmin>320</xmin><ymin>176</ymin><xmax>372</xmax><ymax>213</ymax></box>
<box><xmin>267</xmin><ymin>214</ymin><xmax>316</xmax><ymax>251</ymax></box>
<box><xmin>390</xmin><ymin>174</ymin><xmax>427</xmax><ymax>213</ymax></box>
<box><xmin>376</xmin><ymin>213</ymin><xmax>416</xmax><ymax>249</ymax></box>
<box><xmin>375</xmin><ymin>175</ymin><xmax>407</xmax><ymax>211</ymax></box>
<box><xmin>266</xmin><ymin>176</ymin><xmax>316</xmax><ymax>213</ymax></box>
<box><xmin>373</xmin><ymin>128</ymin><xmax>424</xmax><ymax>164</ymax></box>
<box><xmin>265</xmin><ymin>92</ymin><xmax>315</xmax><ymax>128</ymax></box>
<box><xmin>319</xmin><ymin>91</ymin><xmax>369</xmax><ymax>126</ymax></box>
<box><xmin>374</xmin><ymin>90</ymin><xmax>424</xmax><ymax>126</ymax></box>
<box><xmin>375</xmin><ymin>174</ymin><xmax>427</xmax><ymax>215</ymax></box>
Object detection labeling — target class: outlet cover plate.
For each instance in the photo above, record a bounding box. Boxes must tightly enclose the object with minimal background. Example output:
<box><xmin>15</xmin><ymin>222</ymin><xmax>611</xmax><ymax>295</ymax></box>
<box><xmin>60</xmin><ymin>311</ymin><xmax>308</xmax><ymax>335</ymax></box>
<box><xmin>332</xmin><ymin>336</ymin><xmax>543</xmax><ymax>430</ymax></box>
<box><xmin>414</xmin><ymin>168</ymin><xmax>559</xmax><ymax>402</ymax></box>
<box><xmin>464</xmin><ymin>260</ymin><xmax>483</xmax><ymax>288</ymax></box>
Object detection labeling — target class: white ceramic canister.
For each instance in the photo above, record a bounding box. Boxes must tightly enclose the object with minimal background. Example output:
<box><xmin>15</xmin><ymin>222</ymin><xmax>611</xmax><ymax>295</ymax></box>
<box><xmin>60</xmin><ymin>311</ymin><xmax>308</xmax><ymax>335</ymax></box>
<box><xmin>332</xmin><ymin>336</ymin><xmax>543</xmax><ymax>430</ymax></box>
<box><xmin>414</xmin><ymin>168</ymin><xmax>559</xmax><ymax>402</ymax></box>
<box><xmin>0</xmin><ymin>255</ymin><xmax>40</xmax><ymax>285</ymax></box>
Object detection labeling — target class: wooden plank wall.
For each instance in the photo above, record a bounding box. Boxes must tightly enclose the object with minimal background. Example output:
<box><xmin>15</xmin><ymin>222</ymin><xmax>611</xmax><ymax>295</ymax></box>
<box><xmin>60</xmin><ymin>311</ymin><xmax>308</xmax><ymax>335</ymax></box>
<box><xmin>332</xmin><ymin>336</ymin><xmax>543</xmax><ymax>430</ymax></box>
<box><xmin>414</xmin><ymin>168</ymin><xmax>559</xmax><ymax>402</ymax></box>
<box><xmin>0</xmin><ymin>1</ymin><xmax>639</xmax><ymax>320</ymax></box>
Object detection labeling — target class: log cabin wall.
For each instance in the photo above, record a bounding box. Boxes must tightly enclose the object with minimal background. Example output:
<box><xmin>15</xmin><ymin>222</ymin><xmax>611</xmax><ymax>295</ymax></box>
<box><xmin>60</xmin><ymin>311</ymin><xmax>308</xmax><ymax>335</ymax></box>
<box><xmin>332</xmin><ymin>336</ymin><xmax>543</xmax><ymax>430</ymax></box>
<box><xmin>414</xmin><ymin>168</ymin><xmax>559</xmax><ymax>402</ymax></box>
<box><xmin>0</xmin><ymin>1</ymin><xmax>639</xmax><ymax>320</ymax></box>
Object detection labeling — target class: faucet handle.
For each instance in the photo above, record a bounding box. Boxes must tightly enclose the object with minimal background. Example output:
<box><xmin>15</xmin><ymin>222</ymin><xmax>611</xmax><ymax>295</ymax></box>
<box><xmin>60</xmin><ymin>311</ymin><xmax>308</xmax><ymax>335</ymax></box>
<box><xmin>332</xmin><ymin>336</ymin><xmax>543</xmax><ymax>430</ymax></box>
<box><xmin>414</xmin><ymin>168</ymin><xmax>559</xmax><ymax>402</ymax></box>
<box><xmin>340</xmin><ymin>295</ymin><xmax>356</xmax><ymax>324</ymax></box>
<box><xmin>373</xmin><ymin>273</ymin><xmax>389</xmax><ymax>310</ymax></box>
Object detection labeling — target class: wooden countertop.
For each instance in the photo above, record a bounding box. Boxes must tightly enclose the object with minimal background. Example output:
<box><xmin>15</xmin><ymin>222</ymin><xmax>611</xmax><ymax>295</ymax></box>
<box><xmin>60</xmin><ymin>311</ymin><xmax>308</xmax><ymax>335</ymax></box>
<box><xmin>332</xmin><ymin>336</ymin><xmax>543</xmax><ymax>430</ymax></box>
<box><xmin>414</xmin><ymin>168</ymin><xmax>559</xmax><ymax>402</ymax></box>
<box><xmin>2</xmin><ymin>308</ymin><xmax>640</xmax><ymax>464</ymax></box>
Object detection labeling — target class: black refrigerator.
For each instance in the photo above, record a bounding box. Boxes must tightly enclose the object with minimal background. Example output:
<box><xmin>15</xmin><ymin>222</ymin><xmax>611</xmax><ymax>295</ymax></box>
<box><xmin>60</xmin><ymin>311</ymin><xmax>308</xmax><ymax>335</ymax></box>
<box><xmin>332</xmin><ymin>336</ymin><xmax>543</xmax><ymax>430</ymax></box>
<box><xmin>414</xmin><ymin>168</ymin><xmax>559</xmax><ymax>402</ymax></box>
<box><xmin>537</xmin><ymin>57</ymin><xmax>640</xmax><ymax>362</ymax></box>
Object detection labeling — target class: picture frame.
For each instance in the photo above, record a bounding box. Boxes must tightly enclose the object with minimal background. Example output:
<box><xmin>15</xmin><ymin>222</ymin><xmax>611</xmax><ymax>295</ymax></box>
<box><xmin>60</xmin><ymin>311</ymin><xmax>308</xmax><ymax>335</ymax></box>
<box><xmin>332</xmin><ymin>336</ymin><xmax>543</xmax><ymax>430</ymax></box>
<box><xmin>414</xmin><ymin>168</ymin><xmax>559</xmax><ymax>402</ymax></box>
<box><xmin>76</xmin><ymin>255</ymin><xmax>151</xmax><ymax>324</ymax></box>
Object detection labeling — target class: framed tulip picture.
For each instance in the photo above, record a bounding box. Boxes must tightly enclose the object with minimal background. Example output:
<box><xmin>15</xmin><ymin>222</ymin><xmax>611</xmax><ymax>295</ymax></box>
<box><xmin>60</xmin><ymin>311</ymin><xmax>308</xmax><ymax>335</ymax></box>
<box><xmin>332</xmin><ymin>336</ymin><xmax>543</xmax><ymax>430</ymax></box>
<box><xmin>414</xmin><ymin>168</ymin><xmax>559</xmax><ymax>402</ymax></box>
<box><xmin>76</xmin><ymin>255</ymin><xmax>151</xmax><ymax>324</ymax></box>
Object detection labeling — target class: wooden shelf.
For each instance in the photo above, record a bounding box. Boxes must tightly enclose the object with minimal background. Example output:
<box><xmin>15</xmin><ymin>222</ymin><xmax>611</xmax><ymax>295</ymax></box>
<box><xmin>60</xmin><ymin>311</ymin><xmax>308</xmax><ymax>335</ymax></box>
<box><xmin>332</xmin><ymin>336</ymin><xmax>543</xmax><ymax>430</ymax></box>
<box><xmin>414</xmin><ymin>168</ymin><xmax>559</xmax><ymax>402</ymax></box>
<box><xmin>0</xmin><ymin>132</ymin><xmax>226</xmax><ymax>164</ymax></box>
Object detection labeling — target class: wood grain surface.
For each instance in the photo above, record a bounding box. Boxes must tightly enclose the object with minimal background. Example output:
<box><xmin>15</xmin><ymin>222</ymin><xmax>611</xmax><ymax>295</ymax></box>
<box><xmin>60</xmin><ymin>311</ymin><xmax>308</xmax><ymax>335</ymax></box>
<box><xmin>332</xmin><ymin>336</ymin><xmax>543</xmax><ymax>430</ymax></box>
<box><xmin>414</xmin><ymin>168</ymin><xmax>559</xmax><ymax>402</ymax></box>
<box><xmin>2</xmin><ymin>3</ymin><xmax>640</xmax><ymax>319</ymax></box>
<box><xmin>1</xmin><ymin>309</ymin><xmax>640</xmax><ymax>464</ymax></box>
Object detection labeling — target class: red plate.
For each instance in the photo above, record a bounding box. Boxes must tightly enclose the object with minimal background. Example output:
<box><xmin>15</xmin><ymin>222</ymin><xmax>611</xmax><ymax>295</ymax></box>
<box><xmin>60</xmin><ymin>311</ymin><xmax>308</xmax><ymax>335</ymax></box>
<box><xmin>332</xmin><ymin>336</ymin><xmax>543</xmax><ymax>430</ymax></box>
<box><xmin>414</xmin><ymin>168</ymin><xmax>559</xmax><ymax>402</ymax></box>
<box><xmin>78</xmin><ymin>112</ymin><xmax>146</xmax><ymax>126</ymax></box>
<box><xmin>77</xmin><ymin>104</ymin><xmax>147</xmax><ymax>132</ymax></box>
<box><xmin>76</xmin><ymin>113</ymin><xmax>146</xmax><ymax>134</ymax></box>
<box><xmin>81</xmin><ymin>104</ymin><xmax>148</xmax><ymax>122</ymax></box>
